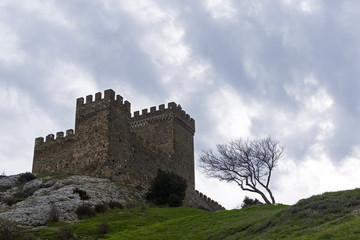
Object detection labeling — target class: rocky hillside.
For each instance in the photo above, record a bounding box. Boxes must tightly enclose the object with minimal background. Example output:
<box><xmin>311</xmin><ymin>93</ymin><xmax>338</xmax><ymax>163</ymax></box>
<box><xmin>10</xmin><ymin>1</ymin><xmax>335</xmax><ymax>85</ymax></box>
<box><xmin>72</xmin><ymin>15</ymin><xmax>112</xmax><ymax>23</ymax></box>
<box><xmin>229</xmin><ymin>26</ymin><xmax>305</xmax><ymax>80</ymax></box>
<box><xmin>0</xmin><ymin>173</ymin><xmax>147</xmax><ymax>226</ymax></box>
<box><xmin>0</xmin><ymin>173</ymin><xmax>223</xmax><ymax>227</ymax></box>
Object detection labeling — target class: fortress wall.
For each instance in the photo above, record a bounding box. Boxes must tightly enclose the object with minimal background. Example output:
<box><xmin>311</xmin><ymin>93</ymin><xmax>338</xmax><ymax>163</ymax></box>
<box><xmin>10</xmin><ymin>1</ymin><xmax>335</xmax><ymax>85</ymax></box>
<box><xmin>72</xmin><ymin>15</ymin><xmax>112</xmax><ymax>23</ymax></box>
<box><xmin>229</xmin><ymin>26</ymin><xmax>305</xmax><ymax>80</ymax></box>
<box><xmin>32</xmin><ymin>130</ymin><xmax>75</xmax><ymax>174</ymax></box>
<box><xmin>131</xmin><ymin>102</ymin><xmax>195</xmax><ymax>134</ymax></box>
<box><xmin>130</xmin><ymin>103</ymin><xmax>176</xmax><ymax>155</ymax></box>
<box><xmin>173</xmin><ymin>117</ymin><xmax>195</xmax><ymax>189</ymax></box>
<box><xmin>107</xmin><ymin>94</ymin><xmax>132</xmax><ymax>177</ymax></box>
<box><xmin>73</xmin><ymin>90</ymin><xmax>131</xmax><ymax>178</ymax></box>
<box><xmin>184</xmin><ymin>189</ymin><xmax>225</xmax><ymax>211</ymax></box>
<box><xmin>33</xmin><ymin>89</ymin><xmax>195</xmax><ymax>191</ymax></box>
<box><xmin>73</xmin><ymin>94</ymin><xmax>111</xmax><ymax>176</ymax></box>
<box><xmin>125</xmin><ymin>133</ymin><xmax>163</xmax><ymax>187</ymax></box>
<box><xmin>75</xmin><ymin>89</ymin><xmax>130</xmax><ymax>130</ymax></box>
<box><xmin>130</xmin><ymin>102</ymin><xmax>195</xmax><ymax>189</ymax></box>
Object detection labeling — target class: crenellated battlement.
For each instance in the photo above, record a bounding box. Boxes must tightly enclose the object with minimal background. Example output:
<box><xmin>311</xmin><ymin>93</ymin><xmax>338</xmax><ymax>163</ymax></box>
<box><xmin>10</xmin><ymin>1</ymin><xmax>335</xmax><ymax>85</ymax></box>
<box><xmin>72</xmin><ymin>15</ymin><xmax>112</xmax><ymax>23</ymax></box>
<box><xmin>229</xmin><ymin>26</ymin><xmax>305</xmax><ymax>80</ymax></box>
<box><xmin>76</xmin><ymin>89</ymin><xmax>131</xmax><ymax>123</ymax></box>
<box><xmin>33</xmin><ymin>88</ymin><xmax>196</xmax><ymax>196</ymax></box>
<box><xmin>195</xmin><ymin>190</ymin><xmax>225</xmax><ymax>211</ymax></box>
<box><xmin>35</xmin><ymin>129</ymin><xmax>75</xmax><ymax>150</ymax></box>
<box><xmin>130</xmin><ymin>102</ymin><xmax>195</xmax><ymax>134</ymax></box>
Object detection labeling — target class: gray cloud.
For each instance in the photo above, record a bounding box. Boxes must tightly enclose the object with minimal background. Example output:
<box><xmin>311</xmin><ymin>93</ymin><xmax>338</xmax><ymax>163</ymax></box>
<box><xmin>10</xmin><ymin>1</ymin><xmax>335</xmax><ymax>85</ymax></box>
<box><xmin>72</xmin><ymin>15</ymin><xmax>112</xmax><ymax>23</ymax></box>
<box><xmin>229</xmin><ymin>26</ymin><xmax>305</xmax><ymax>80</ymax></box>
<box><xmin>1</xmin><ymin>0</ymin><xmax>360</xmax><ymax>208</ymax></box>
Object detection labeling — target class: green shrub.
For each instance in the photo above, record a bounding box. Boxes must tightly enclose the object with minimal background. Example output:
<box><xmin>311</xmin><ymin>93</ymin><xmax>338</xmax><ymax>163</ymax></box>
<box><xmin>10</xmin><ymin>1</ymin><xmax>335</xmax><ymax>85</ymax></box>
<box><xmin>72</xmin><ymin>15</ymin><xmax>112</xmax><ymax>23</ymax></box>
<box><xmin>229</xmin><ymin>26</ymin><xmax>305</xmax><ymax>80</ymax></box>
<box><xmin>0</xmin><ymin>185</ymin><xmax>10</xmax><ymax>192</ymax></box>
<box><xmin>21</xmin><ymin>233</ymin><xmax>36</xmax><ymax>240</ymax></box>
<box><xmin>3</xmin><ymin>198</ymin><xmax>16</xmax><ymax>206</ymax></box>
<box><xmin>0</xmin><ymin>218</ymin><xmax>23</xmax><ymax>240</ymax></box>
<box><xmin>75</xmin><ymin>204</ymin><xmax>95</xmax><ymax>219</ymax></box>
<box><xmin>58</xmin><ymin>226</ymin><xmax>74</xmax><ymax>240</ymax></box>
<box><xmin>95</xmin><ymin>203</ymin><xmax>107</xmax><ymax>213</ymax></box>
<box><xmin>97</xmin><ymin>218</ymin><xmax>109</xmax><ymax>235</ymax></box>
<box><xmin>168</xmin><ymin>193</ymin><xmax>182</xmax><ymax>207</ymax></box>
<box><xmin>125</xmin><ymin>202</ymin><xmax>136</xmax><ymax>209</ymax></box>
<box><xmin>18</xmin><ymin>172</ymin><xmax>36</xmax><ymax>183</ymax></box>
<box><xmin>4</xmin><ymin>188</ymin><xmax>37</xmax><ymax>206</ymax></box>
<box><xmin>241</xmin><ymin>196</ymin><xmax>263</xmax><ymax>208</ymax></box>
<box><xmin>108</xmin><ymin>201</ymin><xmax>123</xmax><ymax>209</ymax></box>
<box><xmin>146</xmin><ymin>169</ymin><xmax>187</xmax><ymax>207</ymax></box>
<box><xmin>140</xmin><ymin>204</ymin><xmax>147</xmax><ymax>212</ymax></box>
<box><xmin>72</xmin><ymin>187</ymin><xmax>90</xmax><ymax>201</ymax></box>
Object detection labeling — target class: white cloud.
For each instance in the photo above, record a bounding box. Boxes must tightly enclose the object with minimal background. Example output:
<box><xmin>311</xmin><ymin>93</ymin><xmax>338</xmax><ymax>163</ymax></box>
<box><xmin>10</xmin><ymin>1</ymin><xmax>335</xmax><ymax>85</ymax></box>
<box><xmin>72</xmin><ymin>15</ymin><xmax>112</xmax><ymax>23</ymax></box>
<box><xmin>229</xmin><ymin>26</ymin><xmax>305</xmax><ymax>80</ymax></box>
<box><xmin>316</xmin><ymin>120</ymin><xmax>335</xmax><ymax>141</ymax></box>
<box><xmin>300</xmin><ymin>0</ymin><xmax>317</xmax><ymax>13</ymax></box>
<box><xmin>119</xmin><ymin>0</ymin><xmax>215</xmax><ymax>103</ymax></box>
<box><xmin>0</xmin><ymin>83</ymin><xmax>58</xmax><ymax>174</ymax></box>
<box><xmin>204</xmin><ymin>0</ymin><xmax>237</xmax><ymax>20</ymax></box>
<box><xmin>285</xmin><ymin>74</ymin><xmax>334</xmax><ymax>113</ymax></box>
<box><xmin>281</xmin><ymin>0</ymin><xmax>321</xmax><ymax>14</ymax></box>
<box><xmin>45</xmin><ymin>61</ymin><xmax>98</xmax><ymax>107</ymax></box>
<box><xmin>275</xmin><ymin>145</ymin><xmax>360</xmax><ymax>205</ymax></box>
<box><xmin>305</xmin><ymin>89</ymin><xmax>333</xmax><ymax>112</ymax></box>
<box><xmin>109</xmin><ymin>80</ymin><xmax>154</xmax><ymax>113</ymax></box>
<box><xmin>0</xmin><ymin>23</ymin><xmax>25</xmax><ymax>65</ymax></box>
<box><xmin>120</xmin><ymin>0</ymin><xmax>167</xmax><ymax>24</ymax></box>
<box><xmin>5</xmin><ymin>0</ymin><xmax>73</xmax><ymax>28</ymax></box>
<box><xmin>204</xmin><ymin>85</ymin><xmax>260</xmax><ymax>145</ymax></box>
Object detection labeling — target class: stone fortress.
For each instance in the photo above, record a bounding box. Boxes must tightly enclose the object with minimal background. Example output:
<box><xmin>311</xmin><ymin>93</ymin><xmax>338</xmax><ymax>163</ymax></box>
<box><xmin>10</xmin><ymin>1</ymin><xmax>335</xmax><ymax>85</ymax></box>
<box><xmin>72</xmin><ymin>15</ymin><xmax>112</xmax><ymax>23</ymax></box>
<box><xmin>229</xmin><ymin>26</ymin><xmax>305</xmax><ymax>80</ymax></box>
<box><xmin>32</xmin><ymin>89</ymin><xmax>223</xmax><ymax>210</ymax></box>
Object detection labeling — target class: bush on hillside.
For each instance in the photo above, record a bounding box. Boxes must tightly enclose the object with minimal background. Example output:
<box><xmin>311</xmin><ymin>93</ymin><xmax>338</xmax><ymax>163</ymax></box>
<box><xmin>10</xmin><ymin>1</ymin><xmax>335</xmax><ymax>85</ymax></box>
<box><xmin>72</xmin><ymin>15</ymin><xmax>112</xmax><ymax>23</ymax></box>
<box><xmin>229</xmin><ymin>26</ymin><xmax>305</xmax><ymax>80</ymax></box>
<box><xmin>75</xmin><ymin>204</ymin><xmax>95</xmax><ymax>219</ymax></box>
<box><xmin>72</xmin><ymin>187</ymin><xmax>90</xmax><ymax>201</ymax></box>
<box><xmin>95</xmin><ymin>203</ymin><xmax>107</xmax><ymax>213</ymax></box>
<box><xmin>168</xmin><ymin>193</ymin><xmax>182</xmax><ymax>207</ymax></box>
<box><xmin>18</xmin><ymin>172</ymin><xmax>36</xmax><ymax>183</ymax></box>
<box><xmin>97</xmin><ymin>218</ymin><xmax>109</xmax><ymax>235</ymax></box>
<box><xmin>58</xmin><ymin>226</ymin><xmax>74</xmax><ymax>240</ymax></box>
<box><xmin>0</xmin><ymin>218</ymin><xmax>24</xmax><ymax>240</ymax></box>
<box><xmin>3</xmin><ymin>188</ymin><xmax>37</xmax><ymax>206</ymax></box>
<box><xmin>108</xmin><ymin>201</ymin><xmax>123</xmax><ymax>209</ymax></box>
<box><xmin>241</xmin><ymin>196</ymin><xmax>263</xmax><ymax>208</ymax></box>
<box><xmin>146</xmin><ymin>169</ymin><xmax>187</xmax><ymax>207</ymax></box>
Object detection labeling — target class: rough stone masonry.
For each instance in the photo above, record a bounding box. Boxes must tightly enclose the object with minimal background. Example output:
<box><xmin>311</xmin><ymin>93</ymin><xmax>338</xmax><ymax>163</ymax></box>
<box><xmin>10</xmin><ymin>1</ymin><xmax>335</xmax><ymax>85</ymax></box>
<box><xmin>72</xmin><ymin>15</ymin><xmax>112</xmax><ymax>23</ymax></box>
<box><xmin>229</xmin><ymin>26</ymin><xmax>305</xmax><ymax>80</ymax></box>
<box><xmin>32</xmin><ymin>89</ymin><xmax>195</xmax><ymax>189</ymax></box>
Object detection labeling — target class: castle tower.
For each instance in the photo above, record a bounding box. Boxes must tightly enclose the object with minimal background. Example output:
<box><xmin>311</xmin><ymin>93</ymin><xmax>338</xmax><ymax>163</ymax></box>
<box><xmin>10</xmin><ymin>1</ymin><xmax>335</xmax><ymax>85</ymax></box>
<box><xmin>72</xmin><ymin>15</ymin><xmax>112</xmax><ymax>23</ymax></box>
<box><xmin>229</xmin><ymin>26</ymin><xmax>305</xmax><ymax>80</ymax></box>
<box><xmin>130</xmin><ymin>103</ymin><xmax>195</xmax><ymax>189</ymax></box>
<box><xmin>73</xmin><ymin>89</ymin><xmax>131</xmax><ymax>179</ymax></box>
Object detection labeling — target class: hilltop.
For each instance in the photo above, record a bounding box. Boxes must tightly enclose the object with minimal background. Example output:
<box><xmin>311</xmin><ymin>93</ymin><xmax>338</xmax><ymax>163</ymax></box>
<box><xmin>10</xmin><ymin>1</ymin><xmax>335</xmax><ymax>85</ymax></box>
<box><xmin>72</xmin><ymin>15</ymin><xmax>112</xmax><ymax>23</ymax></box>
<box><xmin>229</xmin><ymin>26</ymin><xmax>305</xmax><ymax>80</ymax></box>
<box><xmin>2</xmin><ymin>173</ymin><xmax>360</xmax><ymax>239</ymax></box>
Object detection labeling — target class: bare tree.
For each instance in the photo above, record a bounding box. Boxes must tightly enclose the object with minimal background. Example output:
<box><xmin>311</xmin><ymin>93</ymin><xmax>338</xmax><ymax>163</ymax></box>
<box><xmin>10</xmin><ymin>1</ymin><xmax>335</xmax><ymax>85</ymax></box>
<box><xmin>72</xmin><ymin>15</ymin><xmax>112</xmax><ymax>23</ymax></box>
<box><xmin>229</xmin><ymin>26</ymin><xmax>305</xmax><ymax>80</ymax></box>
<box><xmin>200</xmin><ymin>137</ymin><xmax>283</xmax><ymax>205</ymax></box>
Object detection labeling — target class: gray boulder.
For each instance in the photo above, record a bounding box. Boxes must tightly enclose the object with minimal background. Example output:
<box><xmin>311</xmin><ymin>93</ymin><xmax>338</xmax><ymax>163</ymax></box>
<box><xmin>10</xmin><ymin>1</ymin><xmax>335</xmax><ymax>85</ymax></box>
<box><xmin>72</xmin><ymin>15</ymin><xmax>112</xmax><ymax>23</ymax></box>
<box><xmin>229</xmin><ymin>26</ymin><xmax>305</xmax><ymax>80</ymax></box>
<box><xmin>0</xmin><ymin>175</ymin><xmax>146</xmax><ymax>226</ymax></box>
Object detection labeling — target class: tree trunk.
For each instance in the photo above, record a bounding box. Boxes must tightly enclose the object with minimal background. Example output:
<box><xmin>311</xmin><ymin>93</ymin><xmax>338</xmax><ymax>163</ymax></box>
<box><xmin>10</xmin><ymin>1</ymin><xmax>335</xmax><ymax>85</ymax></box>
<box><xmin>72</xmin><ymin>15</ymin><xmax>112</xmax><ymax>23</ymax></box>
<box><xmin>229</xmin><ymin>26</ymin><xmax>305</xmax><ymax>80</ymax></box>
<box><xmin>254</xmin><ymin>189</ymin><xmax>272</xmax><ymax>205</ymax></box>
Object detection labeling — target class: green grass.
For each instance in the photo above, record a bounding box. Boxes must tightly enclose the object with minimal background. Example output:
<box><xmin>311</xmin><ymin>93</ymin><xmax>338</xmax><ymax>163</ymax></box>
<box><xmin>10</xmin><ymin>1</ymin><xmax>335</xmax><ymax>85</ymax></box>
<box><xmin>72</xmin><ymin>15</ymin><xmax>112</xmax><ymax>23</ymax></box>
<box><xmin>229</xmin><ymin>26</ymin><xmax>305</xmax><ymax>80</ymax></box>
<box><xmin>29</xmin><ymin>188</ymin><xmax>360</xmax><ymax>239</ymax></box>
<box><xmin>30</xmin><ymin>207</ymin><xmax>207</xmax><ymax>239</ymax></box>
<box><xmin>107</xmin><ymin>205</ymin><xmax>287</xmax><ymax>240</ymax></box>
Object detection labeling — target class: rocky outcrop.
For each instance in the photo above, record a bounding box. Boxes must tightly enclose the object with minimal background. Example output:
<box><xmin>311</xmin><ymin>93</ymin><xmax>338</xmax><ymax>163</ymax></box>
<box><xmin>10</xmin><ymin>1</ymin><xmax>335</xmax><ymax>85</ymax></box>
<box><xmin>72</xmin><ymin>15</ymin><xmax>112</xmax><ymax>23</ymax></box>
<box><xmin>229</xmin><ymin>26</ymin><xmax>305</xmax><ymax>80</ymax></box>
<box><xmin>0</xmin><ymin>174</ymin><xmax>146</xmax><ymax>226</ymax></box>
<box><xmin>0</xmin><ymin>174</ymin><xmax>224</xmax><ymax>226</ymax></box>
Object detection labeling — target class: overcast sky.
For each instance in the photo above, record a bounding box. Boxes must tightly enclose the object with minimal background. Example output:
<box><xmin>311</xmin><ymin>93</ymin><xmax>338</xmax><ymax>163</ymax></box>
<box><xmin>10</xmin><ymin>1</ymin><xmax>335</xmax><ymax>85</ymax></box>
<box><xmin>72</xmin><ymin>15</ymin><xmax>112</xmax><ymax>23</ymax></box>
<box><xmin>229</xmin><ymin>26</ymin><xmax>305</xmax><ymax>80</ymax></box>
<box><xmin>1</xmin><ymin>0</ymin><xmax>360</xmax><ymax>209</ymax></box>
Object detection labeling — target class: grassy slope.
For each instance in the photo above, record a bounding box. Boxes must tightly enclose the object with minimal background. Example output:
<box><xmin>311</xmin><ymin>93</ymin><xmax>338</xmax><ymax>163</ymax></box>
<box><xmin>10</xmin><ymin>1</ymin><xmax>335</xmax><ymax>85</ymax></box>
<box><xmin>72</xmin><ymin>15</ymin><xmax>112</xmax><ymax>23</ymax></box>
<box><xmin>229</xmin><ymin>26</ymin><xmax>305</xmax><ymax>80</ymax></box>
<box><xmin>31</xmin><ymin>188</ymin><xmax>360</xmax><ymax>239</ymax></box>
<box><xmin>107</xmin><ymin>205</ymin><xmax>287</xmax><ymax>240</ymax></box>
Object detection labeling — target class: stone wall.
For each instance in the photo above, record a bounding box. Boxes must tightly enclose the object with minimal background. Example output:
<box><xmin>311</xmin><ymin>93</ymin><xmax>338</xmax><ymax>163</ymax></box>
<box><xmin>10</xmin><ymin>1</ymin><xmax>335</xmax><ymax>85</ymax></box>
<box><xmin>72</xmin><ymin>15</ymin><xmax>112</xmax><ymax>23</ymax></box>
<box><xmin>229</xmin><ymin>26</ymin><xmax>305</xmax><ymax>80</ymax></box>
<box><xmin>32</xmin><ymin>130</ymin><xmax>75</xmax><ymax>174</ymax></box>
<box><xmin>130</xmin><ymin>102</ymin><xmax>195</xmax><ymax>189</ymax></box>
<box><xmin>184</xmin><ymin>189</ymin><xmax>225</xmax><ymax>212</ymax></box>
<box><xmin>32</xmin><ymin>89</ymin><xmax>195</xmax><ymax>190</ymax></box>
<box><xmin>31</xmin><ymin>89</ymin><xmax>226</xmax><ymax>210</ymax></box>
